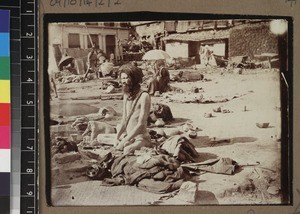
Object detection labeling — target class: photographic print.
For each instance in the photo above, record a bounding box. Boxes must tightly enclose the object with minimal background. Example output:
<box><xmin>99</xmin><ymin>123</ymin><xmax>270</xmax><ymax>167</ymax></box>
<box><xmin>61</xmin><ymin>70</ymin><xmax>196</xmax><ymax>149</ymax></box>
<box><xmin>45</xmin><ymin>18</ymin><xmax>289</xmax><ymax>206</ymax></box>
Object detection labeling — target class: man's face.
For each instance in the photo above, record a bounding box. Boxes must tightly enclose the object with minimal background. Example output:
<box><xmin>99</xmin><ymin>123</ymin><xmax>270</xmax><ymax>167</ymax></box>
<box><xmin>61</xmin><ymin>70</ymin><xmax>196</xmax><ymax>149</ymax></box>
<box><xmin>120</xmin><ymin>73</ymin><xmax>132</xmax><ymax>93</ymax></box>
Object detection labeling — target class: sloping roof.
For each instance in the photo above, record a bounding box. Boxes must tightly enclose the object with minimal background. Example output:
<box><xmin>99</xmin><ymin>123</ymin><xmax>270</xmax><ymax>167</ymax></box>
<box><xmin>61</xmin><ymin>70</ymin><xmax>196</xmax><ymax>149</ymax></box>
<box><xmin>130</xmin><ymin>21</ymin><xmax>158</xmax><ymax>26</ymax></box>
<box><xmin>163</xmin><ymin>29</ymin><xmax>229</xmax><ymax>42</ymax></box>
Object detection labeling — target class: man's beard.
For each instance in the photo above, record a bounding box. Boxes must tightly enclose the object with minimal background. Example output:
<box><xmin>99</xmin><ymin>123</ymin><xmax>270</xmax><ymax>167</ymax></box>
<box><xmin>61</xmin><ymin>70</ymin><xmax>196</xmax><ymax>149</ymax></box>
<box><xmin>122</xmin><ymin>83</ymin><xmax>133</xmax><ymax>94</ymax></box>
<box><xmin>122</xmin><ymin>82</ymin><xmax>141</xmax><ymax>99</ymax></box>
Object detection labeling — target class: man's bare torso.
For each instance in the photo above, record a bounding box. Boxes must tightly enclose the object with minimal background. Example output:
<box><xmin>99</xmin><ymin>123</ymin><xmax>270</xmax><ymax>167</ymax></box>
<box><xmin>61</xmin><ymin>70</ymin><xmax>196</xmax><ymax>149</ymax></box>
<box><xmin>124</xmin><ymin>93</ymin><xmax>149</xmax><ymax>139</ymax></box>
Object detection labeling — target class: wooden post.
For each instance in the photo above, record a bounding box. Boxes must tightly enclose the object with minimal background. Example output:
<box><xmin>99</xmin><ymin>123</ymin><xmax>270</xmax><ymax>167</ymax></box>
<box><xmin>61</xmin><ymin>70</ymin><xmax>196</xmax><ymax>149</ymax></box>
<box><xmin>85</xmin><ymin>25</ymin><xmax>94</xmax><ymax>48</ymax></box>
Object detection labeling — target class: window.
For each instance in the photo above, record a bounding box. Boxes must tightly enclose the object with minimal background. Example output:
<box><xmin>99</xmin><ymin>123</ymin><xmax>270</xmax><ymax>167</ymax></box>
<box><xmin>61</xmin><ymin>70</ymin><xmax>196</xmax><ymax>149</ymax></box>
<box><xmin>120</xmin><ymin>22</ymin><xmax>129</xmax><ymax>28</ymax></box>
<box><xmin>104</xmin><ymin>22</ymin><xmax>115</xmax><ymax>27</ymax></box>
<box><xmin>216</xmin><ymin>20</ymin><xmax>228</xmax><ymax>29</ymax></box>
<box><xmin>85</xmin><ymin>22</ymin><xmax>98</xmax><ymax>26</ymax></box>
<box><xmin>87</xmin><ymin>34</ymin><xmax>99</xmax><ymax>49</ymax></box>
<box><xmin>68</xmin><ymin>33</ymin><xmax>80</xmax><ymax>48</ymax></box>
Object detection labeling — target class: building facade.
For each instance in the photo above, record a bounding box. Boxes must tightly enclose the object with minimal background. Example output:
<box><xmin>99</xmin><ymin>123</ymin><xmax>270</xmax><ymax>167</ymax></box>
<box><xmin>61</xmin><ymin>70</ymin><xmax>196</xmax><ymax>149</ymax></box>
<box><xmin>132</xmin><ymin>20</ymin><xmax>277</xmax><ymax>65</ymax></box>
<box><xmin>48</xmin><ymin>22</ymin><xmax>131</xmax><ymax>62</ymax></box>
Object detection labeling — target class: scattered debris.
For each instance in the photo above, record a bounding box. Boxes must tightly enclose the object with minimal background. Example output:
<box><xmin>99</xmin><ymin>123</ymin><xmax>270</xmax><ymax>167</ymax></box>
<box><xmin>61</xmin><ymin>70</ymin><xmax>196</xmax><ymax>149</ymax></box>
<box><xmin>188</xmin><ymin>130</ymin><xmax>197</xmax><ymax>139</ymax></box>
<box><xmin>222</xmin><ymin>109</ymin><xmax>233</xmax><ymax>114</ymax></box>
<box><xmin>204</xmin><ymin>113</ymin><xmax>213</xmax><ymax>118</ymax></box>
<box><xmin>165</xmin><ymin>92</ymin><xmax>249</xmax><ymax>104</ymax></box>
<box><xmin>190</xmin><ymin>86</ymin><xmax>204</xmax><ymax>93</ymax></box>
<box><xmin>256</xmin><ymin>123</ymin><xmax>270</xmax><ymax>128</ymax></box>
<box><xmin>182</xmin><ymin>123</ymin><xmax>193</xmax><ymax>132</ymax></box>
<box><xmin>213</xmin><ymin>107</ymin><xmax>222</xmax><ymax>113</ymax></box>
<box><xmin>267</xmin><ymin>186</ymin><xmax>280</xmax><ymax>195</ymax></box>
<box><xmin>210</xmin><ymin>138</ymin><xmax>231</xmax><ymax>145</ymax></box>
<box><xmin>176</xmin><ymin>181</ymin><xmax>198</xmax><ymax>203</ymax></box>
<box><xmin>52</xmin><ymin>137</ymin><xmax>79</xmax><ymax>155</ymax></box>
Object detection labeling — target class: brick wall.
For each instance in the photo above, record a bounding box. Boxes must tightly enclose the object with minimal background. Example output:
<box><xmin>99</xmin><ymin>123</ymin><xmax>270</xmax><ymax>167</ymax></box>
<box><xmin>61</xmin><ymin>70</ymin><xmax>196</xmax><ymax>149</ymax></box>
<box><xmin>229</xmin><ymin>22</ymin><xmax>278</xmax><ymax>58</ymax></box>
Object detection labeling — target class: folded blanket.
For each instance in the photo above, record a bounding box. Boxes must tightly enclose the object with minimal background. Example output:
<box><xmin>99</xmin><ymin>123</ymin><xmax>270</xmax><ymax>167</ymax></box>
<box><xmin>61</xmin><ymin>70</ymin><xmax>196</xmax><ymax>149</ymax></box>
<box><xmin>158</xmin><ymin>135</ymin><xmax>199</xmax><ymax>162</ymax></box>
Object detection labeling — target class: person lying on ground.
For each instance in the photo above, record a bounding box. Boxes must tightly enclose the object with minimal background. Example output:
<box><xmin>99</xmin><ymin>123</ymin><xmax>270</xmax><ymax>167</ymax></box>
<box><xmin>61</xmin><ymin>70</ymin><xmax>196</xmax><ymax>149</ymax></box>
<box><xmin>115</xmin><ymin>63</ymin><xmax>152</xmax><ymax>155</ymax></box>
<box><xmin>170</xmin><ymin>70</ymin><xmax>187</xmax><ymax>82</ymax></box>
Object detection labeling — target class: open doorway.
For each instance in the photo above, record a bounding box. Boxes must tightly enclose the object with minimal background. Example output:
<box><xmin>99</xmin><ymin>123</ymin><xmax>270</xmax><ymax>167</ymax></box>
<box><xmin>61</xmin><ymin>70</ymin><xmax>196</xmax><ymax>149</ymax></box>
<box><xmin>106</xmin><ymin>35</ymin><xmax>116</xmax><ymax>57</ymax></box>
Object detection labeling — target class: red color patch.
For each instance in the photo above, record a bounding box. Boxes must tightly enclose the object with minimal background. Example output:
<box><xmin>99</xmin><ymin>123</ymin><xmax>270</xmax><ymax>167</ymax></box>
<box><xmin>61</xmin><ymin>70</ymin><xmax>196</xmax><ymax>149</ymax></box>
<box><xmin>0</xmin><ymin>103</ymin><xmax>10</xmax><ymax>126</ymax></box>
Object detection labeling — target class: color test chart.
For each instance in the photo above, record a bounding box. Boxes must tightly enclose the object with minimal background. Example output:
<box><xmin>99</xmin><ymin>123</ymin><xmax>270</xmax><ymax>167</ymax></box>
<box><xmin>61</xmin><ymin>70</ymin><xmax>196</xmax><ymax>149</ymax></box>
<box><xmin>0</xmin><ymin>9</ymin><xmax>11</xmax><ymax>214</ymax></box>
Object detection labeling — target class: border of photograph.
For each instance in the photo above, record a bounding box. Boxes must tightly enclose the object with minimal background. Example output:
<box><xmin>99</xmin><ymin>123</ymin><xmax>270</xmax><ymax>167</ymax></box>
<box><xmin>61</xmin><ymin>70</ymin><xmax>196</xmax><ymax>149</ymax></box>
<box><xmin>39</xmin><ymin>0</ymin><xmax>299</xmax><ymax>213</ymax></box>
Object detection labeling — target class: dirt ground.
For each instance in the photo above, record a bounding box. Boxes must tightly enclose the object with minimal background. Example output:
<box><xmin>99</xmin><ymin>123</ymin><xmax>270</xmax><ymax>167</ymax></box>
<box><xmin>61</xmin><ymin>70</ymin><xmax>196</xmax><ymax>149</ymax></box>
<box><xmin>49</xmin><ymin>66</ymin><xmax>282</xmax><ymax>205</ymax></box>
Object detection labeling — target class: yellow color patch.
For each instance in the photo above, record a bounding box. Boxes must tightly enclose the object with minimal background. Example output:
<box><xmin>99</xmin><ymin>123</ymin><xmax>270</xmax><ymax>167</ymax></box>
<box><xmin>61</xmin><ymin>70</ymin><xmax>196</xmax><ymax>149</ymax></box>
<box><xmin>0</xmin><ymin>80</ymin><xmax>10</xmax><ymax>103</ymax></box>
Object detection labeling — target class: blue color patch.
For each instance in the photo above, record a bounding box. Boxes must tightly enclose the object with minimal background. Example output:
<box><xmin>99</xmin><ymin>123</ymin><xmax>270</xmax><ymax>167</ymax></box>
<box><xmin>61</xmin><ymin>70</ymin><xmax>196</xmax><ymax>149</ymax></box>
<box><xmin>0</xmin><ymin>33</ymin><xmax>10</xmax><ymax>56</ymax></box>
<box><xmin>0</xmin><ymin>10</ymin><xmax>10</xmax><ymax>33</ymax></box>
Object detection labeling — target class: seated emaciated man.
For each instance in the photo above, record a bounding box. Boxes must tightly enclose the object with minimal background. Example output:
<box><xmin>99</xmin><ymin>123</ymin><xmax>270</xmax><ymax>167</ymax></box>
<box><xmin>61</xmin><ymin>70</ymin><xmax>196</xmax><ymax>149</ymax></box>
<box><xmin>115</xmin><ymin>63</ymin><xmax>153</xmax><ymax>154</ymax></box>
<box><xmin>148</xmin><ymin>59</ymin><xmax>171</xmax><ymax>95</ymax></box>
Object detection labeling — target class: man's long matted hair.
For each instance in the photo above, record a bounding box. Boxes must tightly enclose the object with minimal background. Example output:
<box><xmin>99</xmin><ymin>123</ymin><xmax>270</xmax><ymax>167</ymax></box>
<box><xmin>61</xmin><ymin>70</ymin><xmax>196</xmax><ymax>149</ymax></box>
<box><xmin>118</xmin><ymin>63</ymin><xmax>143</xmax><ymax>90</ymax></box>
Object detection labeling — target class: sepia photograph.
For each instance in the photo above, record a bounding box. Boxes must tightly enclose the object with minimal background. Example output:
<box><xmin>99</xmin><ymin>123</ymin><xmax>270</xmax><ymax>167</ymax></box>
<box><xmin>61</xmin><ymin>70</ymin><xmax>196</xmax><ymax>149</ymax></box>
<box><xmin>45</xmin><ymin>18</ymin><xmax>289</xmax><ymax>206</ymax></box>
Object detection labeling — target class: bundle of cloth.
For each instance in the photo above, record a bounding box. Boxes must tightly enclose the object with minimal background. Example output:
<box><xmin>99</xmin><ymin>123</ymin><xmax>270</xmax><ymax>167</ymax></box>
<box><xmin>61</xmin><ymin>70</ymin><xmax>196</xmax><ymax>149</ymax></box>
<box><xmin>102</xmin><ymin>154</ymin><xmax>192</xmax><ymax>194</ymax></box>
<box><xmin>86</xmin><ymin>135</ymin><xmax>199</xmax><ymax>194</ymax></box>
<box><xmin>85</xmin><ymin>135</ymin><xmax>238</xmax><ymax>194</ymax></box>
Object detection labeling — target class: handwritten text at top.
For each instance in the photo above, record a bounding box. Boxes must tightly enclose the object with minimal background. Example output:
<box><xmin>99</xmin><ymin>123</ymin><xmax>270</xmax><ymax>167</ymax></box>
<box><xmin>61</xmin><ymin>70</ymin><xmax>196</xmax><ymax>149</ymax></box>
<box><xmin>50</xmin><ymin>0</ymin><xmax>122</xmax><ymax>8</ymax></box>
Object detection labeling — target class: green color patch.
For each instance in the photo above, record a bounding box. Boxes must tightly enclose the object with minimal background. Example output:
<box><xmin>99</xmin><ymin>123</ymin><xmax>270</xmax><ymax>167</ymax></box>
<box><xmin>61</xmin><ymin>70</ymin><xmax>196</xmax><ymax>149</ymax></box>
<box><xmin>0</xmin><ymin>57</ymin><xmax>10</xmax><ymax>80</ymax></box>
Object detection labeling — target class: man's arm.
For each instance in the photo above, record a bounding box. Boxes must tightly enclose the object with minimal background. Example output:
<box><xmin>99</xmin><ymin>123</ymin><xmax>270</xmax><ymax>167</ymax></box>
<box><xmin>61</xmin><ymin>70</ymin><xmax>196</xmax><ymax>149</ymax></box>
<box><xmin>121</xmin><ymin>93</ymin><xmax>151</xmax><ymax>144</ymax></box>
<box><xmin>116</xmin><ymin>95</ymin><xmax>128</xmax><ymax>140</ymax></box>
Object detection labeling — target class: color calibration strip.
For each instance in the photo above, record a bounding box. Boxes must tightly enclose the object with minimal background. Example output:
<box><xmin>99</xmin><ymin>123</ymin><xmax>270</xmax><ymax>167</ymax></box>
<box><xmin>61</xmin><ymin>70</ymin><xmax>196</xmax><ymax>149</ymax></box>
<box><xmin>1</xmin><ymin>1</ymin><xmax>23</xmax><ymax>213</ymax></box>
<box><xmin>0</xmin><ymin>9</ymin><xmax>11</xmax><ymax>214</ymax></box>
